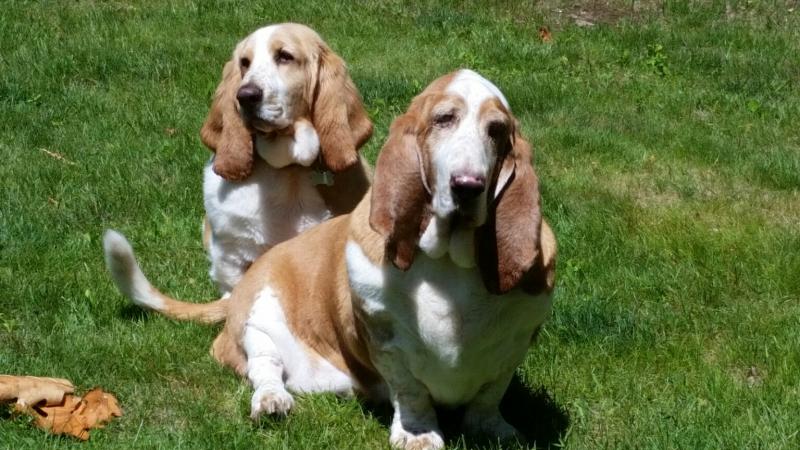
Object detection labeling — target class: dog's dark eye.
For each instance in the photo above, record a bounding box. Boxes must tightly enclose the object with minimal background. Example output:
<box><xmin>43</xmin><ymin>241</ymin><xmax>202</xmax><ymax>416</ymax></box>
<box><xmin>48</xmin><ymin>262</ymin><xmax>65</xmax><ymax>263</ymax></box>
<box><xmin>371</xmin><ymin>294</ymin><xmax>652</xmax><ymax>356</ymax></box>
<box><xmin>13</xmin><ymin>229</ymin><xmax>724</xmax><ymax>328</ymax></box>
<box><xmin>276</xmin><ymin>50</ymin><xmax>295</xmax><ymax>64</ymax></box>
<box><xmin>487</xmin><ymin>120</ymin><xmax>509</xmax><ymax>141</ymax></box>
<box><xmin>240</xmin><ymin>57</ymin><xmax>251</xmax><ymax>69</ymax></box>
<box><xmin>433</xmin><ymin>113</ymin><xmax>455</xmax><ymax>127</ymax></box>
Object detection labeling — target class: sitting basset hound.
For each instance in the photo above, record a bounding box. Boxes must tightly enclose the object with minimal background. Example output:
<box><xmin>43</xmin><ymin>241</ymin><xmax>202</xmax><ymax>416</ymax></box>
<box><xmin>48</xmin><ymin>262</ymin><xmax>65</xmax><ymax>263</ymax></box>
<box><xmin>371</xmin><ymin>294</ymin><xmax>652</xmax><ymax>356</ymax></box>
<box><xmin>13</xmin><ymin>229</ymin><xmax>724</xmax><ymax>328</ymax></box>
<box><xmin>200</xmin><ymin>22</ymin><xmax>372</xmax><ymax>294</ymax></box>
<box><xmin>104</xmin><ymin>69</ymin><xmax>556</xmax><ymax>450</ymax></box>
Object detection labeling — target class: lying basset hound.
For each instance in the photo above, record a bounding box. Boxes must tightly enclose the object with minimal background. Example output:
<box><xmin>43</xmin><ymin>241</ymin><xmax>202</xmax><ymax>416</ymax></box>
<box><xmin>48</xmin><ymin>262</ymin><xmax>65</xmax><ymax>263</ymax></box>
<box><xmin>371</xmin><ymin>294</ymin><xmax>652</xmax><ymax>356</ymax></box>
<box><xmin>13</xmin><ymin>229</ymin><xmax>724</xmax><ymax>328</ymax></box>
<box><xmin>104</xmin><ymin>69</ymin><xmax>556</xmax><ymax>450</ymax></box>
<box><xmin>200</xmin><ymin>23</ymin><xmax>372</xmax><ymax>293</ymax></box>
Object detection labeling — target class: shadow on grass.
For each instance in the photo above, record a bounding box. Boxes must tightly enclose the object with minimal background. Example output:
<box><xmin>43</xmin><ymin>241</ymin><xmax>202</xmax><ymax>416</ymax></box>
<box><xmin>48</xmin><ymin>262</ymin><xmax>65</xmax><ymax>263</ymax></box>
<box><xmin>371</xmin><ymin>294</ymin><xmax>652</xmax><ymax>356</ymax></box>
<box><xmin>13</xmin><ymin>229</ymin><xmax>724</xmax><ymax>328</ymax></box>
<box><xmin>362</xmin><ymin>373</ymin><xmax>569</xmax><ymax>449</ymax></box>
<box><xmin>496</xmin><ymin>376</ymin><xmax>569</xmax><ymax>448</ymax></box>
<box><xmin>0</xmin><ymin>405</ymin><xmax>13</xmax><ymax>420</ymax></box>
<box><xmin>119</xmin><ymin>304</ymin><xmax>152</xmax><ymax>321</ymax></box>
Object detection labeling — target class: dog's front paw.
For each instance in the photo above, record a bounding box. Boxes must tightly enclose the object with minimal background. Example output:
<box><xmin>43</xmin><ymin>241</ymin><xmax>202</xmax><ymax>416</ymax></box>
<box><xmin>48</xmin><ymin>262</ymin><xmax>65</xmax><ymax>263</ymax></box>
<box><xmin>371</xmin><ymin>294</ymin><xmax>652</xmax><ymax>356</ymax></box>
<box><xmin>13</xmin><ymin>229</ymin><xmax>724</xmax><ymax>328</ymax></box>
<box><xmin>463</xmin><ymin>413</ymin><xmax>521</xmax><ymax>442</ymax></box>
<box><xmin>389</xmin><ymin>427</ymin><xmax>445</xmax><ymax>450</ymax></box>
<box><xmin>250</xmin><ymin>386</ymin><xmax>294</xmax><ymax>419</ymax></box>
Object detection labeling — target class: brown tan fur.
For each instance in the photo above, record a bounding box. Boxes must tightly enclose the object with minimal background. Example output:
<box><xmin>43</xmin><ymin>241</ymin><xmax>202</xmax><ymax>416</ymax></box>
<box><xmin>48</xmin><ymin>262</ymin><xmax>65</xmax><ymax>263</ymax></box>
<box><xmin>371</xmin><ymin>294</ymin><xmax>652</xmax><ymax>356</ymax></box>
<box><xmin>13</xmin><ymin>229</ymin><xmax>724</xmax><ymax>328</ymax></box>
<box><xmin>131</xmin><ymin>70</ymin><xmax>557</xmax><ymax>399</ymax></box>
<box><xmin>211</xmin><ymin>209</ymin><xmax>380</xmax><ymax>388</ymax></box>
<box><xmin>199</xmin><ymin>23</ymin><xmax>372</xmax><ymax>211</ymax></box>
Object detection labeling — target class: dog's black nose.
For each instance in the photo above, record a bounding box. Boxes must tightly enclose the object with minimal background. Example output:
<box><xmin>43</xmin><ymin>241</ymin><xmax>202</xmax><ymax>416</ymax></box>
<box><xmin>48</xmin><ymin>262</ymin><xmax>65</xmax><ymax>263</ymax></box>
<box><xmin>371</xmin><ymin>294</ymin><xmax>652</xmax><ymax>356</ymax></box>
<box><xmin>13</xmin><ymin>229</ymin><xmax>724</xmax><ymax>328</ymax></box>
<box><xmin>236</xmin><ymin>84</ymin><xmax>263</xmax><ymax>107</ymax></box>
<box><xmin>450</xmin><ymin>174</ymin><xmax>486</xmax><ymax>203</ymax></box>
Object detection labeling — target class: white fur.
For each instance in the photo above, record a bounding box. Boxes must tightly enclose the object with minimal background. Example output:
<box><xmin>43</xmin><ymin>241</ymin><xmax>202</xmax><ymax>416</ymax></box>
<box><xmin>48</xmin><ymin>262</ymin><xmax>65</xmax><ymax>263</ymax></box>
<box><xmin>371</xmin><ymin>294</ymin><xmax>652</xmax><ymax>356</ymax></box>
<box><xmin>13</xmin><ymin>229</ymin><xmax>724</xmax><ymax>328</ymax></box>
<box><xmin>233</xmin><ymin>71</ymin><xmax>544</xmax><ymax>449</ymax></box>
<box><xmin>429</xmin><ymin>69</ymin><xmax>510</xmax><ymax>231</ymax></box>
<box><xmin>206</xmin><ymin>24</ymin><xmax>333</xmax><ymax>295</ymax></box>
<box><xmin>238</xmin><ymin>26</ymin><xmax>295</xmax><ymax>128</ymax></box>
<box><xmin>204</xmin><ymin>158</ymin><xmax>331</xmax><ymax>294</ymax></box>
<box><xmin>346</xmin><ymin>239</ymin><xmax>551</xmax><ymax>443</ymax></box>
<box><xmin>449</xmin><ymin>69</ymin><xmax>511</xmax><ymax>110</ymax></box>
<box><xmin>421</xmin><ymin>70</ymin><xmax>515</xmax><ymax>267</ymax></box>
<box><xmin>447</xmin><ymin>227</ymin><xmax>475</xmax><ymax>268</ymax></box>
<box><xmin>244</xmin><ymin>286</ymin><xmax>354</xmax><ymax>417</ymax></box>
<box><xmin>418</xmin><ymin>216</ymin><xmax>449</xmax><ymax>259</ymax></box>
<box><xmin>102</xmin><ymin>230</ymin><xmax>164</xmax><ymax>309</ymax></box>
<box><xmin>256</xmin><ymin>120</ymin><xmax>320</xmax><ymax>168</ymax></box>
<box><xmin>418</xmin><ymin>216</ymin><xmax>475</xmax><ymax>268</ymax></box>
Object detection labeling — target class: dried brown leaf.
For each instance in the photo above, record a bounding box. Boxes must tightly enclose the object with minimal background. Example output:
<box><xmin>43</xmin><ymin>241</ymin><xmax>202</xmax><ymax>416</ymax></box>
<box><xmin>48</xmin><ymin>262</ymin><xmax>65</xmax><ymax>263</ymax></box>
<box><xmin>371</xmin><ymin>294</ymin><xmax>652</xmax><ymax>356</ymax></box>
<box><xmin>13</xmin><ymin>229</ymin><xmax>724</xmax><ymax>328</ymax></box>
<box><xmin>30</xmin><ymin>394</ymin><xmax>91</xmax><ymax>441</ymax></box>
<box><xmin>80</xmin><ymin>388</ymin><xmax>123</xmax><ymax>427</ymax></box>
<box><xmin>2</xmin><ymin>376</ymin><xmax>122</xmax><ymax>441</ymax></box>
<box><xmin>538</xmin><ymin>26</ymin><xmax>553</xmax><ymax>42</ymax></box>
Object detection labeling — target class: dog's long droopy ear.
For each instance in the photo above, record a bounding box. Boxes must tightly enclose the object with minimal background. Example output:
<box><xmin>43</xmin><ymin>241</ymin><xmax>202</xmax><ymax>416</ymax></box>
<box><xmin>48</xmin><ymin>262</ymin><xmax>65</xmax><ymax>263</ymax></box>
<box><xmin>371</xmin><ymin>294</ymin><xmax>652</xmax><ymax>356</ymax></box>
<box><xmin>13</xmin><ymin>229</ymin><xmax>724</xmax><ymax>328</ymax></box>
<box><xmin>369</xmin><ymin>114</ymin><xmax>429</xmax><ymax>270</ymax></box>
<box><xmin>200</xmin><ymin>59</ymin><xmax>254</xmax><ymax>181</ymax></box>
<box><xmin>311</xmin><ymin>46</ymin><xmax>372</xmax><ymax>173</ymax></box>
<box><xmin>477</xmin><ymin>133</ymin><xmax>545</xmax><ymax>294</ymax></box>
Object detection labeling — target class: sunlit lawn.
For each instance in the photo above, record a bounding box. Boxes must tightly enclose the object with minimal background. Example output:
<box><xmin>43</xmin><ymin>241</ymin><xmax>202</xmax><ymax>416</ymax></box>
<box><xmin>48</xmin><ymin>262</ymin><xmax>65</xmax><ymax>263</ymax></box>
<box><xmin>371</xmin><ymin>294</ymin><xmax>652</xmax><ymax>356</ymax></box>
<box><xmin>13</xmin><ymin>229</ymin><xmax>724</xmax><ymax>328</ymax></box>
<box><xmin>1</xmin><ymin>1</ymin><xmax>798</xmax><ymax>448</ymax></box>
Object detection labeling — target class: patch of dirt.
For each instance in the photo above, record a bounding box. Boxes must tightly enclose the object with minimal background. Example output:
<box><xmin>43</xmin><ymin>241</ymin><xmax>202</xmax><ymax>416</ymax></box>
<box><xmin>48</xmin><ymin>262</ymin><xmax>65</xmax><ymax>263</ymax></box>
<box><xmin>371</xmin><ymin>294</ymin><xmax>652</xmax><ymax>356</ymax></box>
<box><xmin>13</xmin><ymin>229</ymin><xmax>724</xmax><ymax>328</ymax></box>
<box><xmin>537</xmin><ymin>1</ymin><xmax>666</xmax><ymax>27</ymax></box>
<box><xmin>490</xmin><ymin>0</ymin><xmax>666</xmax><ymax>28</ymax></box>
<box><xmin>730</xmin><ymin>365</ymin><xmax>765</xmax><ymax>388</ymax></box>
<box><xmin>603</xmin><ymin>159</ymin><xmax>800</xmax><ymax>230</ymax></box>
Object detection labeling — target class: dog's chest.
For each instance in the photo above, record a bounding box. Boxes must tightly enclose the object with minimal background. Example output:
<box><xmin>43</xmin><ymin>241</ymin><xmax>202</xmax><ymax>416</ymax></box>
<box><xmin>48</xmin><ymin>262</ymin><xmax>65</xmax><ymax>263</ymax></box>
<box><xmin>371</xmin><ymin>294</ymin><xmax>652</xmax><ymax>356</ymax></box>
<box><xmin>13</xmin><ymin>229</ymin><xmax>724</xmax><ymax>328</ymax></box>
<box><xmin>204</xmin><ymin>159</ymin><xmax>331</xmax><ymax>247</ymax></box>
<box><xmin>346</xmin><ymin>242</ymin><xmax>552</xmax><ymax>406</ymax></box>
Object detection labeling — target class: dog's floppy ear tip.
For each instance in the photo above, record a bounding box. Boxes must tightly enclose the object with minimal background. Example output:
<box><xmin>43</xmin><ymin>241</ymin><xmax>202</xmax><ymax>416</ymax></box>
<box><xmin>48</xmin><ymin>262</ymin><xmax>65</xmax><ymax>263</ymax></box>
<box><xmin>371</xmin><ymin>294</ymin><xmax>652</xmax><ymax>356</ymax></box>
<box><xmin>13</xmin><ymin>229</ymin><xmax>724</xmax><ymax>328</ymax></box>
<box><xmin>391</xmin><ymin>258</ymin><xmax>412</xmax><ymax>271</ymax></box>
<box><xmin>327</xmin><ymin>155</ymin><xmax>358</xmax><ymax>173</ymax></box>
<box><xmin>199</xmin><ymin>128</ymin><xmax>217</xmax><ymax>152</ymax></box>
<box><xmin>212</xmin><ymin>163</ymin><xmax>249</xmax><ymax>181</ymax></box>
<box><xmin>388</xmin><ymin>243</ymin><xmax>416</xmax><ymax>271</ymax></box>
<box><xmin>211</xmin><ymin>140</ymin><xmax>254</xmax><ymax>181</ymax></box>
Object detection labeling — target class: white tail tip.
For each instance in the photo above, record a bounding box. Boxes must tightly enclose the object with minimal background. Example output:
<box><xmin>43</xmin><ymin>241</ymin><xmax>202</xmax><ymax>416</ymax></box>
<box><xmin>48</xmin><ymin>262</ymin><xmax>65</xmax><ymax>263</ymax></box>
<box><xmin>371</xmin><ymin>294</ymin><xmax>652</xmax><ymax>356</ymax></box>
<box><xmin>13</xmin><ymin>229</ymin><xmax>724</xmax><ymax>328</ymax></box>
<box><xmin>103</xmin><ymin>229</ymin><xmax>164</xmax><ymax>310</ymax></box>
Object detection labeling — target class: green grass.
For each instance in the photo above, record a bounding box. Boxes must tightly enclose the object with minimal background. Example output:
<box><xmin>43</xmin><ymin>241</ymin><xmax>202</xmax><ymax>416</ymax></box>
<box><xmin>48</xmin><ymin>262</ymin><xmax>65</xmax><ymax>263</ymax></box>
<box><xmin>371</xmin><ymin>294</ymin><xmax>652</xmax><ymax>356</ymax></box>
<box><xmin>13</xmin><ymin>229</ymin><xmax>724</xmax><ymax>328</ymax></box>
<box><xmin>2</xmin><ymin>0</ymin><xmax>799</xmax><ymax>448</ymax></box>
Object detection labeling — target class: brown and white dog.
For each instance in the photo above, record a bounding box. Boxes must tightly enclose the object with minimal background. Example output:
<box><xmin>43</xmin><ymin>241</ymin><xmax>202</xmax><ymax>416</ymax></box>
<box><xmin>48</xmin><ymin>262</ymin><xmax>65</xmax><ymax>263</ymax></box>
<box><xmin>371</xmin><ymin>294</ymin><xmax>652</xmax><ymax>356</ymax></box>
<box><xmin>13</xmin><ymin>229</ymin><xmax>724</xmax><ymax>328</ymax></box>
<box><xmin>104</xmin><ymin>70</ymin><xmax>556</xmax><ymax>450</ymax></box>
<box><xmin>200</xmin><ymin>23</ymin><xmax>372</xmax><ymax>294</ymax></box>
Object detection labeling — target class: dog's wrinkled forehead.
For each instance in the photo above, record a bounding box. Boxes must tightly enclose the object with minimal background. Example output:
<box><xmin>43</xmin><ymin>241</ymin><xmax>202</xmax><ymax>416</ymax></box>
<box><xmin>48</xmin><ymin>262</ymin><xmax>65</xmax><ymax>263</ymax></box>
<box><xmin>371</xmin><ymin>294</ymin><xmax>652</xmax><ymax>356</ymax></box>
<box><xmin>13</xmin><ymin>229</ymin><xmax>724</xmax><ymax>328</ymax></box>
<box><xmin>444</xmin><ymin>69</ymin><xmax>511</xmax><ymax>113</ymax></box>
<box><xmin>238</xmin><ymin>24</ymin><xmax>317</xmax><ymax>67</ymax></box>
<box><xmin>239</xmin><ymin>24</ymin><xmax>297</xmax><ymax>63</ymax></box>
<box><xmin>249</xmin><ymin>24</ymin><xmax>279</xmax><ymax>45</ymax></box>
<box><xmin>239</xmin><ymin>25</ymin><xmax>277</xmax><ymax>61</ymax></box>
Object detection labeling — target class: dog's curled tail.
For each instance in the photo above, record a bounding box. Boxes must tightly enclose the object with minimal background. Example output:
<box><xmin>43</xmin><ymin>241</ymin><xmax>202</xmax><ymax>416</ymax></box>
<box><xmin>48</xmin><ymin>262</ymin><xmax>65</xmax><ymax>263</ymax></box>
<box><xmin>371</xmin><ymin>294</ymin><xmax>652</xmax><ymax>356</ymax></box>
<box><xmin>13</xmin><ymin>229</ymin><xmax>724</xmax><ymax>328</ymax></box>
<box><xmin>103</xmin><ymin>230</ymin><xmax>227</xmax><ymax>324</ymax></box>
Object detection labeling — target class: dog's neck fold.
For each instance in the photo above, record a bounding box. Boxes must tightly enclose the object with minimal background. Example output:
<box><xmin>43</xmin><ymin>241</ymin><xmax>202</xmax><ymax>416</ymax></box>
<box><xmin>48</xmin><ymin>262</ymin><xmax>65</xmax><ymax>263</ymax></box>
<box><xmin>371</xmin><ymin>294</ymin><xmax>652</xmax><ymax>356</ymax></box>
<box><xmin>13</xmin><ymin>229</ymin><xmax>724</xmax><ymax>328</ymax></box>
<box><xmin>255</xmin><ymin>119</ymin><xmax>320</xmax><ymax>169</ymax></box>
<box><xmin>418</xmin><ymin>215</ymin><xmax>478</xmax><ymax>268</ymax></box>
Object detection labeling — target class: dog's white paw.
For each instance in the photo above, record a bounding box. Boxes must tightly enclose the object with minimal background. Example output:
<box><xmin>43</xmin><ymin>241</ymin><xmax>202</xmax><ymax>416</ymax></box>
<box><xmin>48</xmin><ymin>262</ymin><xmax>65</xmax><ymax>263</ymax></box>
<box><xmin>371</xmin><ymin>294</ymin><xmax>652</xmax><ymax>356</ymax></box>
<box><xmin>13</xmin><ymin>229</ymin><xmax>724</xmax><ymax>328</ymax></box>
<box><xmin>250</xmin><ymin>386</ymin><xmax>294</xmax><ymax>419</ymax></box>
<box><xmin>389</xmin><ymin>426</ymin><xmax>445</xmax><ymax>450</ymax></box>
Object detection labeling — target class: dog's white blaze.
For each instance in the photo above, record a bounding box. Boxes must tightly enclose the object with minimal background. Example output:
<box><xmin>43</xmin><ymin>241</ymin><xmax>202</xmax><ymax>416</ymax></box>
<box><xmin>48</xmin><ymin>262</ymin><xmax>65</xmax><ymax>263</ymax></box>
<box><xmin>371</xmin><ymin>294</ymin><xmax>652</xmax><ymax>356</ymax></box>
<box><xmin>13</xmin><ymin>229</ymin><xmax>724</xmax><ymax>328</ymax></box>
<box><xmin>204</xmin><ymin>159</ymin><xmax>331</xmax><ymax>293</ymax></box>
<box><xmin>346</xmin><ymin>239</ymin><xmax>553</xmax><ymax>406</ymax></box>
<box><xmin>241</xmin><ymin>25</ymin><xmax>293</xmax><ymax>127</ymax></box>
<box><xmin>244</xmin><ymin>286</ymin><xmax>353</xmax><ymax>395</ymax></box>
<box><xmin>430</xmin><ymin>70</ymin><xmax>510</xmax><ymax>221</ymax></box>
<box><xmin>448</xmin><ymin>69</ymin><xmax>511</xmax><ymax>111</ymax></box>
<box><xmin>425</xmin><ymin>69</ymin><xmax>512</xmax><ymax>262</ymax></box>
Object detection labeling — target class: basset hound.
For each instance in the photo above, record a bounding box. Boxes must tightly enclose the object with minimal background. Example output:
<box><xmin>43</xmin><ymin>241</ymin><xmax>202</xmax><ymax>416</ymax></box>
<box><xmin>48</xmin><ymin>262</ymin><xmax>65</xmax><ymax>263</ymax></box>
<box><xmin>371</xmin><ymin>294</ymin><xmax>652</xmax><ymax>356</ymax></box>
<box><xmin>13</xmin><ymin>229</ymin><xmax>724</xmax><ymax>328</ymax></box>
<box><xmin>104</xmin><ymin>69</ymin><xmax>556</xmax><ymax>450</ymax></box>
<box><xmin>200</xmin><ymin>23</ymin><xmax>372</xmax><ymax>294</ymax></box>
